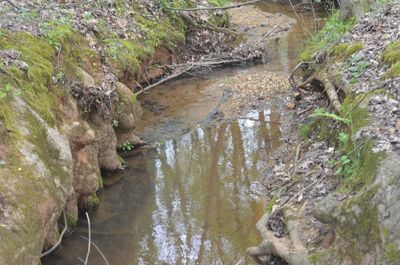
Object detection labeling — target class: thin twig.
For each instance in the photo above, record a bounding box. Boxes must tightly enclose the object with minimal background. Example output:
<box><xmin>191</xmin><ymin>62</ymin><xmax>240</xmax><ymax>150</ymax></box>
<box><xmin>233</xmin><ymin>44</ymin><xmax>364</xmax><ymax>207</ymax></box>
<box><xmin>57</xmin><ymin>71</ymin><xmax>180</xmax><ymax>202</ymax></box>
<box><xmin>40</xmin><ymin>212</ymin><xmax>68</xmax><ymax>258</ymax></box>
<box><xmin>166</xmin><ymin>0</ymin><xmax>261</xmax><ymax>12</ymax></box>
<box><xmin>1</xmin><ymin>0</ymin><xmax>20</xmax><ymax>10</ymax></box>
<box><xmin>253</xmin><ymin>25</ymin><xmax>279</xmax><ymax>46</ymax></box>
<box><xmin>281</xmin><ymin>173</ymin><xmax>327</xmax><ymax>208</ymax></box>
<box><xmin>287</xmin><ymin>0</ymin><xmax>311</xmax><ymax>38</ymax></box>
<box><xmin>297</xmin><ymin>106</ymin><xmax>314</xmax><ymax>115</ymax></box>
<box><xmin>234</xmin><ymin>257</ymin><xmax>244</xmax><ymax>265</ymax></box>
<box><xmin>81</xmin><ymin>236</ymin><xmax>110</xmax><ymax>265</ymax></box>
<box><xmin>84</xmin><ymin>212</ymin><xmax>91</xmax><ymax>265</ymax></box>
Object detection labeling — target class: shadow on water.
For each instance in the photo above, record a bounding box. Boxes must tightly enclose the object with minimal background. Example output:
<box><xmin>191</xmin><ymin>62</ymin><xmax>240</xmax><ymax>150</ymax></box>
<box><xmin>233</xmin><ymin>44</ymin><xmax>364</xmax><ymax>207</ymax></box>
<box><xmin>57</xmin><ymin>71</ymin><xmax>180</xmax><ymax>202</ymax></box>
<box><xmin>43</xmin><ymin>1</ymin><xmax>321</xmax><ymax>264</ymax></box>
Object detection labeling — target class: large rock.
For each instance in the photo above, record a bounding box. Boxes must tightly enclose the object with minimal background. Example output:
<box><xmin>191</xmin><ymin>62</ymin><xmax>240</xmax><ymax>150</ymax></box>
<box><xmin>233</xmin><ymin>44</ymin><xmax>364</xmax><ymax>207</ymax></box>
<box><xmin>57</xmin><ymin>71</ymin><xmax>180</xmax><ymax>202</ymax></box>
<box><xmin>0</xmin><ymin>98</ymin><xmax>73</xmax><ymax>265</ymax></box>
<box><xmin>312</xmin><ymin>152</ymin><xmax>400</xmax><ymax>265</ymax></box>
<box><xmin>115</xmin><ymin>82</ymin><xmax>143</xmax><ymax>131</ymax></box>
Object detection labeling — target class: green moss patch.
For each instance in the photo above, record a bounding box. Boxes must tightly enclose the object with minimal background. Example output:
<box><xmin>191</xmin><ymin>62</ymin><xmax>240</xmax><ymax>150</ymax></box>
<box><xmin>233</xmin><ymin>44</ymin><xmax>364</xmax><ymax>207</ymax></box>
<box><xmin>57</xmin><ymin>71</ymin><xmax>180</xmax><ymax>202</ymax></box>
<box><xmin>102</xmin><ymin>14</ymin><xmax>185</xmax><ymax>79</ymax></box>
<box><xmin>331</xmin><ymin>42</ymin><xmax>363</xmax><ymax>59</ymax></box>
<box><xmin>0</xmin><ymin>31</ymin><xmax>58</xmax><ymax>125</ymax></box>
<box><xmin>384</xmin><ymin>243</ymin><xmax>400</xmax><ymax>264</ymax></box>
<box><xmin>382</xmin><ymin>40</ymin><xmax>400</xmax><ymax>78</ymax></box>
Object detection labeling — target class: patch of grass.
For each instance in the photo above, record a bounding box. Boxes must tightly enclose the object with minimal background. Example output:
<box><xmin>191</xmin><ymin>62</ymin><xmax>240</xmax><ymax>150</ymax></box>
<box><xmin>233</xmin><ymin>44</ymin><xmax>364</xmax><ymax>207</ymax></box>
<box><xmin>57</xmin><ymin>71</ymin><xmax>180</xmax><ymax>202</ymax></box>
<box><xmin>208</xmin><ymin>0</ymin><xmax>227</xmax><ymax>6</ymax></box>
<box><xmin>265</xmin><ymin>196</ymin><xmax>277</xmax><ymax>214</ymax></box>
<box><xmin>384</xmin><ymin>243</ymin><xmax>400</xmax><ymax>264</ymax></box>
<box><xmin>300</xmin><ymin>11</ymin><xmax>355</xmax><ymax>61</ymax></box>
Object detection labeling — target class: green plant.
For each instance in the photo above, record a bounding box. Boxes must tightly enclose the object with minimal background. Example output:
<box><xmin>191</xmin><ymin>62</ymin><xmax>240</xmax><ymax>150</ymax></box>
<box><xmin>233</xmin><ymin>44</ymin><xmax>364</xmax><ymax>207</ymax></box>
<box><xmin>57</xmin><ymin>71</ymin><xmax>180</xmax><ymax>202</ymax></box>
<box><xmin>66</xmin><ymin>214</ymin><xmax>77</xmax><ymax>226</ymax></box>
<box><xmin>118</xmin><ymin>141</ymin><xmax>134</xmax><ymax>152</ymax></box>
<box><xmin>302</xmin><ymin>98</ymin><xmax>379</xmax><ymax>191</ymax></box>
<box><xmin>131</xmin><ymin>93</ymin><xmax>138</xmax><ymax>105</ymax></box>
<box><xmin>265</xmin><ymin>196</ymin><xmax>277</xmax><ymax>214</ymax></box>
<box><xmin>41</xmin><ymin>21</ymin><xmax>73</xmax><ymax>49</ymax></box>
<box><xmin>346</xmin><ymin>52</ymin><xmax>370</xmax><ymax>83</ymax></box>
<box><xmin>300</xmin><ymin>11</ymin><xmax>355</xmax><ymax>60</ymax></box>
<box><xmin>112</xmin><ymin>119</ymin><xmax>119</xmax><ymax>128</ymax></box>
<box><xmin>208</xmin><ymin>0</ymin><xmax>227</xmax><ymax>6</ymax></box>
<box><xmin>310</xmin><ymin>108</ymin><xmax>351</xmax><ymax>125</ymax></box>
<box><xmin>0</xmin><ymin>84</ymin><xmax>20</xmax><ymax>100</ymax></box>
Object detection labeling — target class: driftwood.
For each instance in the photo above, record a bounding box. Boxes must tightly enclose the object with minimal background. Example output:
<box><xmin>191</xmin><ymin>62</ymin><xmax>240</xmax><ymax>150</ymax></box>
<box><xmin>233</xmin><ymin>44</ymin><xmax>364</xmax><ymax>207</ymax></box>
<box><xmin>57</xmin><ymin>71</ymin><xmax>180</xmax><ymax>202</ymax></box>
<box><xmin>83</xmin><ymin>212</ymin><xmax>91</xmax><ymax>265</ymax></box>
<box><xmin>81</xmin><ymin>236</ymin><xmax>110</xmax><ymax>265</ymax></box>
<box><xmin>166</xmin><ymin>0</ymin><xmax>262</xmax><ymax>12</ymax></box>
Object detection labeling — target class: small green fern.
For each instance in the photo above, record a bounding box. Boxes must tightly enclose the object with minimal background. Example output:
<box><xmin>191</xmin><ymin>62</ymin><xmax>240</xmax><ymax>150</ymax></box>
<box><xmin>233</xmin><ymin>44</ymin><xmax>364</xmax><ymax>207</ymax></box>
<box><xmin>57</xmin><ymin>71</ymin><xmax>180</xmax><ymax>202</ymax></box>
<box><xmin>310</xmin><ymin>108</ymin><xmax>351</xmax><ymax>125</ymax></box>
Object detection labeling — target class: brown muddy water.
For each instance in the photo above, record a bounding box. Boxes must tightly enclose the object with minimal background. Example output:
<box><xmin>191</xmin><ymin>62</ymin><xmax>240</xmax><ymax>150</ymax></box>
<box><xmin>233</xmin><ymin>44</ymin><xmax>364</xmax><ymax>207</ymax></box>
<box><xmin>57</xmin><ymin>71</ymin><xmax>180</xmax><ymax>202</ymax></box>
<box><xmin>43</xmin><ymin>1</ymin><xmax>320</xmax><ymax>265</ymax></box>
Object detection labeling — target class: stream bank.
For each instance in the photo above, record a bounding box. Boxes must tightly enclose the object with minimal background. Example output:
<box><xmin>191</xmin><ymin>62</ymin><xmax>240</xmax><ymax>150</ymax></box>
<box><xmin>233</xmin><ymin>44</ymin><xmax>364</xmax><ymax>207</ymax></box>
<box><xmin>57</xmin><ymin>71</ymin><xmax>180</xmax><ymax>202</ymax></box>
<box><xmin>41</xmin><ymin>1</ymin><xmax>322</xmax><ymax>265</ymax></box>
<box><xmin>245</xmin><ymin>1</ymin><xmax>400</xmax><ymax>265</ymax></box>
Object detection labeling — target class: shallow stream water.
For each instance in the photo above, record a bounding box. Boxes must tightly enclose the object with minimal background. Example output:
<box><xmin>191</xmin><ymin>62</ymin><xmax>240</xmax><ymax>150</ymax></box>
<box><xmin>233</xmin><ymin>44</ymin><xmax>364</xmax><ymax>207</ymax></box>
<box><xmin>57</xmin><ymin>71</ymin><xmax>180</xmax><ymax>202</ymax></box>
<box><xmin>43</xmin><ymin>1</ymin><xmax>319</xmax><ymax>264</ymax></box>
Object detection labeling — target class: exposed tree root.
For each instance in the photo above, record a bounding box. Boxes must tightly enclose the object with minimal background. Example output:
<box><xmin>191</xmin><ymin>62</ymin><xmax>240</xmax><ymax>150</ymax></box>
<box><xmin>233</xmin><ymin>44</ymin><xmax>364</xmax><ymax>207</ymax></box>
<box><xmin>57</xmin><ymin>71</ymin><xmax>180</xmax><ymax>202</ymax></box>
<box><xmin>246</xmin><ymin>210</ymin><xmax>311</xmax><ymax>265</ymax></box>
<box><xmin>290</xmin><ymin>62</ymin><xmax>344</xmax><ymax>113</ymax></box>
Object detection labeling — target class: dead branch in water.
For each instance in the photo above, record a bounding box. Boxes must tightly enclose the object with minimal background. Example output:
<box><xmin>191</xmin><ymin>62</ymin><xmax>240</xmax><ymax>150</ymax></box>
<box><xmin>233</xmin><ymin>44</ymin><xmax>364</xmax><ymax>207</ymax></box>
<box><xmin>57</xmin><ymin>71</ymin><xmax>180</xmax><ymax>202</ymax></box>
<box><xmin>166</xmin><ymin>0</ymin><xmax>262</xmax><ymax>12</ymax></box>
<box><xmin>83</xmin><ymin>212</ymin><xmax>91</xmax><ymax>265</ymax></box>
<box><xmin>138</xmin><ymin>19</ymin><xmax>280</xmax><ymax>94</ymax></box>
<box><xmin>81</xmin><ymin>236</ymin><xmax>110</xmax><ymax>265</ymax></box>
<box><xmin>139</xmin><ymin>45</ymin><xmax>264</xmax><ymax>94</ymax></box>
<box><xmin>39</xmin><ymin>212</ymin><xmax>68</xmax><ymax>258</ymax></box>
<box><xmin>253</xmin><ymin>25</ymin><xmax>279</xmax><ymax>46</ymax></box>
<box><xmin>137</xmin><ymin>65</ymin><xmax>194</xmax><ymax>95</ymax></box>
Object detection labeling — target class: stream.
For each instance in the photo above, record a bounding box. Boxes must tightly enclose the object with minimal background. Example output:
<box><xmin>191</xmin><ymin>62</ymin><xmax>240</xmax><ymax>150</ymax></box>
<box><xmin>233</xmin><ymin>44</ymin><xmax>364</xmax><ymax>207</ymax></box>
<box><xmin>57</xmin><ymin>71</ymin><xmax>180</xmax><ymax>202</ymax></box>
<box><xmin>43</xmin><ymin>1</ymin><xmax>319</xmax><ymax>264</ymax></box>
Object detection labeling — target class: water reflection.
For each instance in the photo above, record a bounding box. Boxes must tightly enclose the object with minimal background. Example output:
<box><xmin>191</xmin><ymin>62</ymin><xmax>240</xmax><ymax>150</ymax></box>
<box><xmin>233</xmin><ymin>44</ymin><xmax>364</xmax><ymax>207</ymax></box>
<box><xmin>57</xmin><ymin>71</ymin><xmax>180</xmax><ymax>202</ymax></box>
<box><xmin>43</xmin><ymin>108</ymin><xmax>282</xmax><ymax>265</ymax></box>
<box><xmin>134</xmin><ymin>108</ymin><xmax>281</xmax><ymax>265</ymax></box>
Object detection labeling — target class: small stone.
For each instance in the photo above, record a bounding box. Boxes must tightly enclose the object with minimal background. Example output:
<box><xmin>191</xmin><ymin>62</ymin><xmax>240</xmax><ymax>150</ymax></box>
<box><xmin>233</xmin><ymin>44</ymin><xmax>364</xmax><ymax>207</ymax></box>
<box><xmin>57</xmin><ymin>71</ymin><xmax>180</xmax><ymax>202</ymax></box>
<box><xmin>279</xmin><ymin>195</ymin><xmax>290</xmax><ymax>205</ymax></box>
<box><xmin>286</xmin><ymin>102</ymin><xmax>296</xmax><ymax>110</ymax></box>
<box><xmin>0</xmin><ymin>160</ymin><xmax>5</xmax><ymax>166</ymax></box>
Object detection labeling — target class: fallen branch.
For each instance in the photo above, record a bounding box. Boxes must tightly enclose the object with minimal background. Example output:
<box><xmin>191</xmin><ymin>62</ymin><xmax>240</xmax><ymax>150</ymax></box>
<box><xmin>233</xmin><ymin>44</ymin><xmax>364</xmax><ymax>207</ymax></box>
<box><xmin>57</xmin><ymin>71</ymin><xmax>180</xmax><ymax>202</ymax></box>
<box><xmin>83</xmin><ymin>212</ymin><xmax>91</xmax><ymax>265</ymax></box>
<box><xmin>166</xmin><ymin>0</ymin><xmax>261</xmax><ymax>12</ymax></box>
<box><xmin>40</xmin><ymin>212</ymin><xmax>67</xmax><ymax>258</ymax></box>
<box><xmin>137</xmin><ymin>65</ymin><xmax>194</xmax><ymax>95</ymax></box>
<box><xmin>81</xmin><ymin>236</ymin><xmax>110</xmax><ymax>265</ymax></box>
